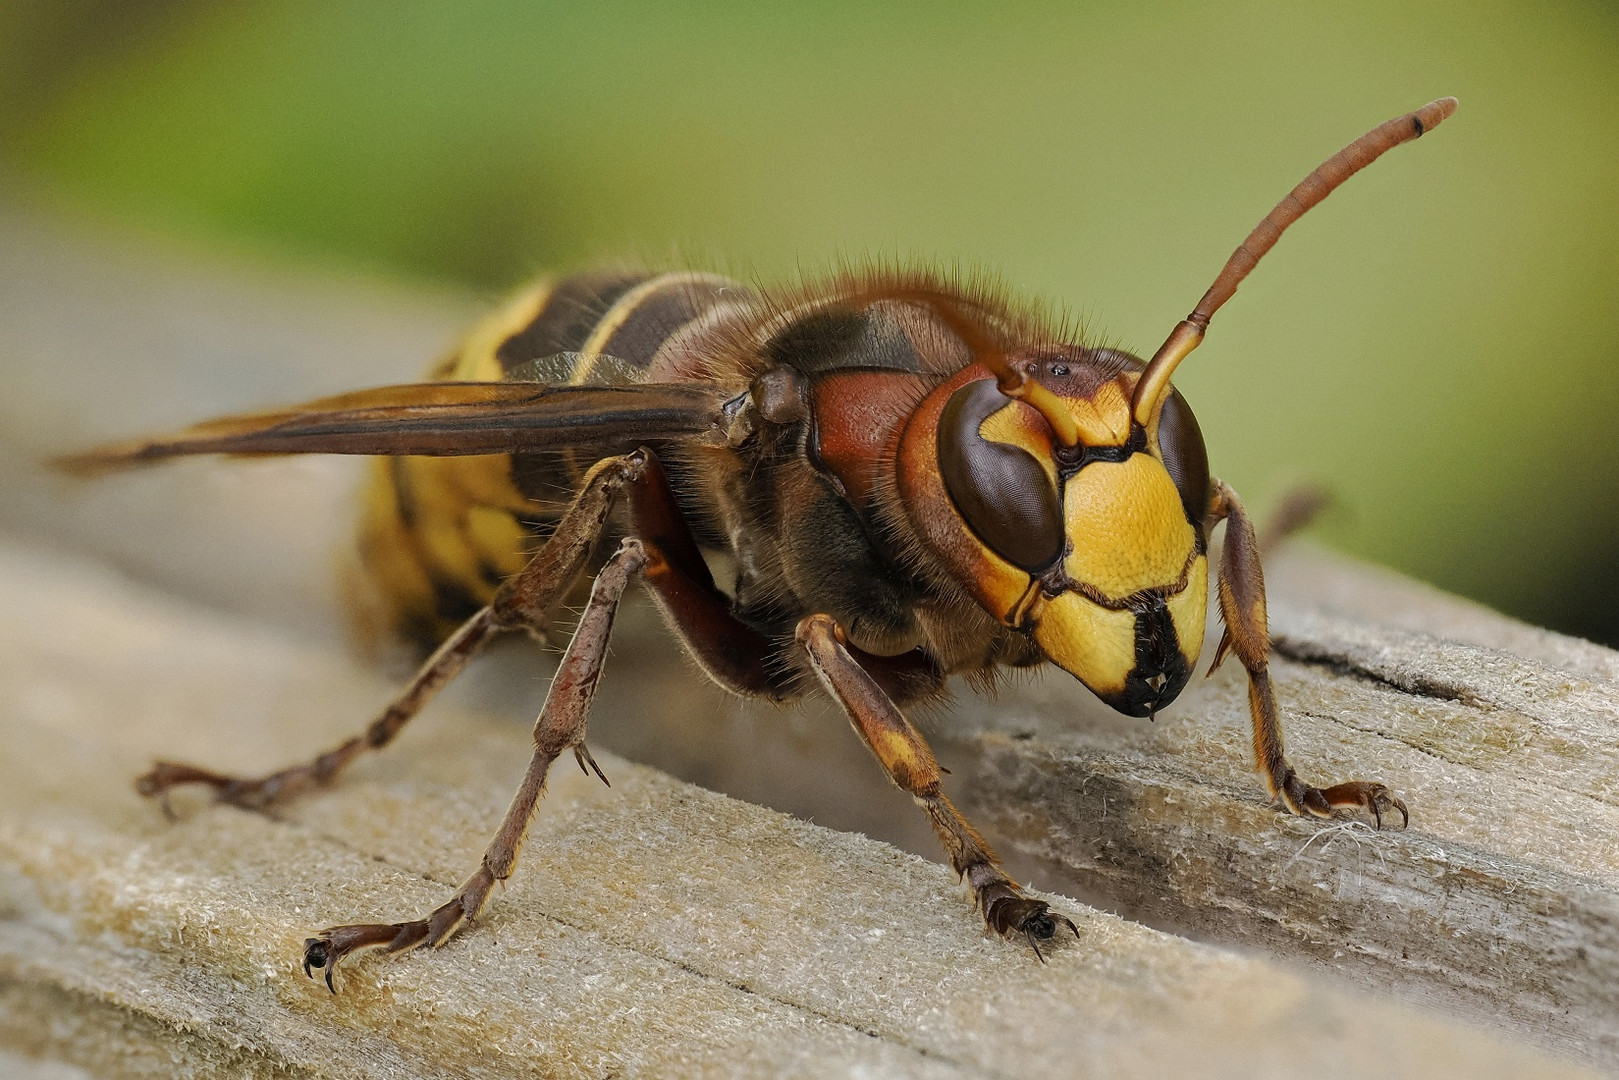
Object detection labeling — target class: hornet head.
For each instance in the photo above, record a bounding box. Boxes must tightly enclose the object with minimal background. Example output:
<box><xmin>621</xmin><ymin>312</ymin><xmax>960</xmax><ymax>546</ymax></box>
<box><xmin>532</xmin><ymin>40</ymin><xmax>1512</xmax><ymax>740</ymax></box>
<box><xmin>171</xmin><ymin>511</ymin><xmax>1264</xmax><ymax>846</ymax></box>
<box><xmin>900</xmin><ymin>345</ymin><xmax>1209</xmax><ymax>717</ymax></box>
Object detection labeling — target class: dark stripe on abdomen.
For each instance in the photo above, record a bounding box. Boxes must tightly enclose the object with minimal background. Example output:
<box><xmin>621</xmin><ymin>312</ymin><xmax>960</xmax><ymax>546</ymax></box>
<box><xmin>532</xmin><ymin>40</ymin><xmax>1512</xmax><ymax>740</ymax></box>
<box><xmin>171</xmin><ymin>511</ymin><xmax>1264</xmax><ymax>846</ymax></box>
<box><xmin>578</xmin><ymin>272</ymin><xmax>740</xmax><ymax>376</ymax></box>
<box><xmin>505</xmin><ymin>270</ymin><xmax>745</xmax><ymax>500</ymax></box>
<box><xmin>494</xmin><ymin>270</ymin><xmax>649</xmax><ymax>373</ymax></box>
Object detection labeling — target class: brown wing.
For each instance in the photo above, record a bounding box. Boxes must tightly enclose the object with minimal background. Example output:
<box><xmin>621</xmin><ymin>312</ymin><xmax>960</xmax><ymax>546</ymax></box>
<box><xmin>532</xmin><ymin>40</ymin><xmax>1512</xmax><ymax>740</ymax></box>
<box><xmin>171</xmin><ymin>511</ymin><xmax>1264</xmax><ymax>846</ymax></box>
<box><xmin>54</xmin><ymin>381</ymin><xmax>729</xmax><ymax>476</ymax></box>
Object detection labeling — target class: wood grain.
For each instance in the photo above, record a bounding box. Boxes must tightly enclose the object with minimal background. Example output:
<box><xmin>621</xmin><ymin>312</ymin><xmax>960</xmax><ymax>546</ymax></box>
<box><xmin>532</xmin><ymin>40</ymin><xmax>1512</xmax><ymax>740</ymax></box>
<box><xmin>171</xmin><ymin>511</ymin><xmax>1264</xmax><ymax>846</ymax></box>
<box><xmin>0</xmin><ymin>538</ymin><xmax>1598</xmax><ymax>1079</ymax></box>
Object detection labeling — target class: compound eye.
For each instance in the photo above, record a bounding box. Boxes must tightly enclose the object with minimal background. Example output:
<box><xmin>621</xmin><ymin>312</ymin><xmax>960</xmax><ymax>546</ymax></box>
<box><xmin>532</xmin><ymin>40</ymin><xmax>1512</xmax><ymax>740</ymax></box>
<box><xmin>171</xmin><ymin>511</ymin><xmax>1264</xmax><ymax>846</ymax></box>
<box><xmin>1157</xmin><ymin>389</ymin><xmax>1210</xmax><ymax>525</ymax></box>
<box><xmin>937</xmin><ymin>379</ymin><xmax>1063</xmax><ymax>572</ymax></box>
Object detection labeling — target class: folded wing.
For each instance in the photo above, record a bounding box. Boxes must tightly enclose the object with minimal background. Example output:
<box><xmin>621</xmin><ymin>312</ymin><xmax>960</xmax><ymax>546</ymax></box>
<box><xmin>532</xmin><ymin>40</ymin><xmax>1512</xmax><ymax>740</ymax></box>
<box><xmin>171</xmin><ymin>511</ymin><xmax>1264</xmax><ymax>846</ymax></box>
<box><xmin>55</xmin><ymin>381</ymin><xmax>728</xmax><ymax>475</ymax></box>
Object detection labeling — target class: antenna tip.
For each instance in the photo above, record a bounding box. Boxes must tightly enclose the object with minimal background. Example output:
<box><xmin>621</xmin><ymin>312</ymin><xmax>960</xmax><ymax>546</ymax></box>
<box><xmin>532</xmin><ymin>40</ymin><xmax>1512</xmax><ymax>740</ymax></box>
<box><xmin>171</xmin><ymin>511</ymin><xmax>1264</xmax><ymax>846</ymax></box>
<box><xmin>1412</xmin><ymin>97</ymin><xmax>1459</xmax><ymax>136</ymax></box>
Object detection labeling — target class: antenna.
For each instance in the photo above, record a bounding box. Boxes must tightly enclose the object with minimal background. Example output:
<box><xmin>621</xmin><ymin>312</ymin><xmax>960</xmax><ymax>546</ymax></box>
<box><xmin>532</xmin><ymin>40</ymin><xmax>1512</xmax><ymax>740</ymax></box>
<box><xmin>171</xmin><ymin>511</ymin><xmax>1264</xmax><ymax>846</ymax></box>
<box><xmin>1131</xmin><ymin>97</ymin><xmax>1458</xmax><ymax>429</ymax></box>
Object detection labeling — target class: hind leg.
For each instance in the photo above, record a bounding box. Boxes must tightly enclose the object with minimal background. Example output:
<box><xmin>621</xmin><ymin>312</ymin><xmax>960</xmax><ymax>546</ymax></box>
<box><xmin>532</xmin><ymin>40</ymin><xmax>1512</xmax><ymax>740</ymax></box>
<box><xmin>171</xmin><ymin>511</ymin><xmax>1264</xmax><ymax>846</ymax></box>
<box><xmin>135</xmin><ymin>451</ymin><xmax>646</xmax><ymax>813</ymax></box>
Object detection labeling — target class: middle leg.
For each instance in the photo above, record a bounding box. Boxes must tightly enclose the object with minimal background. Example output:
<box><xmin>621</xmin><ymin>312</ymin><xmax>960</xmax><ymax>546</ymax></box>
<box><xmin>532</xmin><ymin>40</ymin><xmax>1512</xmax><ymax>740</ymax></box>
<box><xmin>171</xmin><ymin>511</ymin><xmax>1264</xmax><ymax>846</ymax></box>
<box><xmin>302</xmin><ymin>537</ymin><xmax>648</xmax><ymax>989</ymax></box>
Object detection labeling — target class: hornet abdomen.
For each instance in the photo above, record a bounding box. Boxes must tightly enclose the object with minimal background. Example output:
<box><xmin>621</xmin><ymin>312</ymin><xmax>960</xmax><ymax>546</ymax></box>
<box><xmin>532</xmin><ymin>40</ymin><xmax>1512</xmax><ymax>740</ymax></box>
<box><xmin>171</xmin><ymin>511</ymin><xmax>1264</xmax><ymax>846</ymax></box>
<box><xmin>351</xmin><ymin>270</ymin><xmax>746</xmax><ymax>647</ymax></box>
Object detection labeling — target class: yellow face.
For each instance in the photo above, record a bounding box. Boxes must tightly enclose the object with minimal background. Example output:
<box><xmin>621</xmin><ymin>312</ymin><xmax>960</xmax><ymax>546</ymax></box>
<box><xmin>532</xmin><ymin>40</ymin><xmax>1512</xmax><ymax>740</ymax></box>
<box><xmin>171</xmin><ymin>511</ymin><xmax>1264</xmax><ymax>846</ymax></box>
<box><xmin>1031</xmin><ymin>454</ymin><xmax>1207</xmax><ymax>715</ymax></box>
<box><xmin>931</xmin><ymin>356</ymin><xmax>1209</xmax><ymax>717</ymax></box>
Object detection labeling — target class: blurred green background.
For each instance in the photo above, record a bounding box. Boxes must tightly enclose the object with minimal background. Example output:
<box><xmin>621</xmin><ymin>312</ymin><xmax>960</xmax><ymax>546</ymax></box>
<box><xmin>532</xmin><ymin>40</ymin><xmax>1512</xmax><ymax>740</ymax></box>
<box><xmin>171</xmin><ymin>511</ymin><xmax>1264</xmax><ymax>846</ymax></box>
<box><xmin>2</xmin><ymin>0</ymin><xmax>1616</xmax><ymax>646</ymax></box>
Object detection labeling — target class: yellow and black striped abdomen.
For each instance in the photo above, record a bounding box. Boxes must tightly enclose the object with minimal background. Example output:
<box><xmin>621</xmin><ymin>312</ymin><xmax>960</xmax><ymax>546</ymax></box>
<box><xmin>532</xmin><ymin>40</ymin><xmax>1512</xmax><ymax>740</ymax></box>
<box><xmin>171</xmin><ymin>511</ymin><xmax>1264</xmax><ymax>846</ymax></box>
<box><xmin>350</xmin><ymin>270</ymin><xmax>744</xmax><ymax>650</ymax></box>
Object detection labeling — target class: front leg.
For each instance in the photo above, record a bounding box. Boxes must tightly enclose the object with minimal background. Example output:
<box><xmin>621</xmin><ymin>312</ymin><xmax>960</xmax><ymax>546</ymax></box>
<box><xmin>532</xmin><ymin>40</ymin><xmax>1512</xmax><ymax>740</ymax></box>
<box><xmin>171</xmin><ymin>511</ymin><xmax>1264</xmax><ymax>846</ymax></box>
<box><xmin>797</xmin><ymin>614</ymin><xmax>1076</xmax><ymax>959</ymax></box>
<box><xmin>1208</xmin><ymin>478</ymin><xmax>1408</xmax><ymax>828</ymax></box>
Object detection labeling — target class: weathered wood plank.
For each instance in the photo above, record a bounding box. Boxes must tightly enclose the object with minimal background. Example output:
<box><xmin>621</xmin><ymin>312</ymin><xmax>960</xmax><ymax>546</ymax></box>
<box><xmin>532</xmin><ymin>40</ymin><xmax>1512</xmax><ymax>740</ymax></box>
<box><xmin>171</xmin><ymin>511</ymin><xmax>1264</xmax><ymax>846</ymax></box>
<box><xmin>0</xmin><ymin>537</ymin><xmax>1596</xmax><ymax>1079</ymax></box>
